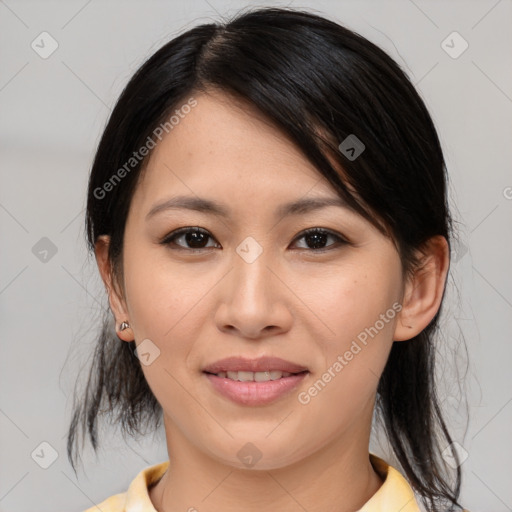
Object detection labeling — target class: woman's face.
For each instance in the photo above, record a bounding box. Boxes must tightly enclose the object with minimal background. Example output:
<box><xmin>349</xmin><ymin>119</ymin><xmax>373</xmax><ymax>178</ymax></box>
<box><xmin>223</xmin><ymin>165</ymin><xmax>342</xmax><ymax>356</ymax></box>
<box><xmin>106</xmin><ymin>90</ymin><xmax>408</xmax><ymax>469</ymax></box>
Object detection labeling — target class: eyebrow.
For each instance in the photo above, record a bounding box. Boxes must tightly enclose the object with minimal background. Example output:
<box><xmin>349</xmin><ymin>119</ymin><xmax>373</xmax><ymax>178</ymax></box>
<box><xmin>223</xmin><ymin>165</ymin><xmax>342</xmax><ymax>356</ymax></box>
<box><xmin>145</xmin><ymin>195</ymin><xmax>351</xmax><ymax>221</ymax></box>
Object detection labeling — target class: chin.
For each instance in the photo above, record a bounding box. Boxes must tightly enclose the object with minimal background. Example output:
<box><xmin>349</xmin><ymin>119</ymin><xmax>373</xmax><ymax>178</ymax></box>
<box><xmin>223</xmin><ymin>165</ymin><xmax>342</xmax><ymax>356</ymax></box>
<box><xmin>203</xmin><ymin>435</ymin><xmax>310</xmax><ymax>471</ymax></box>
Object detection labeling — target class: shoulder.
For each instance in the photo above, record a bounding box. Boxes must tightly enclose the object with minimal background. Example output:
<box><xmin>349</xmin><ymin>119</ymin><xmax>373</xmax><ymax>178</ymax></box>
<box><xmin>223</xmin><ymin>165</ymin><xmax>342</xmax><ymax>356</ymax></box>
<box><xmin>81</xmin><ymin>461</ymin><xmax>169</xmax><ymax>512</ymax></box>
<box><xmin>368</xmin><ymin>454</ymin><xmax>471</xmax><ymax>512</ymax></box>
<box><xmin>83</xmin><ymin>492</ymin><xmax>126</xmax><ymax>512</ymax></box>
<box><xmin>362</xmin><ymin>454</ymin><xmax>421</xmax><ymax>512</ymax></box>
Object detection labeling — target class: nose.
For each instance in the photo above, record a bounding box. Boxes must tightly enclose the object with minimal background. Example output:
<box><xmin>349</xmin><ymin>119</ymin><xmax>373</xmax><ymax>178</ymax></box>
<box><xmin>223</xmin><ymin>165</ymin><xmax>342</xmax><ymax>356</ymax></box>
<box><xmin>214</xmin><ymin>247</ymin><xmax>293</xmax><ymax>340</ymax></box>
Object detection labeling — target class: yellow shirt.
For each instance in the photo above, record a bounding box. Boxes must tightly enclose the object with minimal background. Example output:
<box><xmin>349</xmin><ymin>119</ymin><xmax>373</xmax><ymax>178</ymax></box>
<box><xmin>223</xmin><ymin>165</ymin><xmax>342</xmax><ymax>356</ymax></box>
<box><xmin>83</xmin><ymin>454</ymin><xmax>422</xmax><ymax>511</ymax></box>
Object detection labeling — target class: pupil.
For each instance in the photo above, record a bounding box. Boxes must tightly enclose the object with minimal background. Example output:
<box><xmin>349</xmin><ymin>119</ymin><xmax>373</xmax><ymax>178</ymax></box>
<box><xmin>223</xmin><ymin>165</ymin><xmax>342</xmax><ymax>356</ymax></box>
<box><xmin>307</xmin><ymin>232</ymin><xmax>327</xmax><ymax>249</ymax></box>
<box><xmin>187</xmin><ymin>231</ymin><xmax>207</xmax><ymax>248</ymax></box>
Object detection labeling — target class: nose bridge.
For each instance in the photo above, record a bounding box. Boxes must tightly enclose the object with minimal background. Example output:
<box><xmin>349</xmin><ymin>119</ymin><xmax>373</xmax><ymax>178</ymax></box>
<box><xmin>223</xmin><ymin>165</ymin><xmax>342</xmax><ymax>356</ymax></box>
<box><xmin>231</xmin><ymin>235</ymin><xmax>275</xmax><ymax>307</ymax></box>
<box><xmin>215</xmin><ymin>234</ymin><xmax>290</xmax><ymax>338</ymax></box>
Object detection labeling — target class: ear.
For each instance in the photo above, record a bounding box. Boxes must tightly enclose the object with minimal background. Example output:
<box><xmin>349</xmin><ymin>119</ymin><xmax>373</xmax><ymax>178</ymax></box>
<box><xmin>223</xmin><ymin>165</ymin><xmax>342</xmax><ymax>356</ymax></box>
<box><xmin>95</xmin><ymin>235</ymin><xmax>133</xmax><ymax>342</ymax></box>
<box><xmin>393</xmin><ymin>235</ymin><xmax>450</xmax><ymax>342</ymax></box>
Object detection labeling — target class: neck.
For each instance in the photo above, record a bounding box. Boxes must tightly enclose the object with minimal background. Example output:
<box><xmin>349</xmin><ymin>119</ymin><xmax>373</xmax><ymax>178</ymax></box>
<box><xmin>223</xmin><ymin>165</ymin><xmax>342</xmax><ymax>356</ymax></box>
<box><xmin>150</xmin><ymin>415</ymin><xmax>383</xmax><ymax>512</ymax></box>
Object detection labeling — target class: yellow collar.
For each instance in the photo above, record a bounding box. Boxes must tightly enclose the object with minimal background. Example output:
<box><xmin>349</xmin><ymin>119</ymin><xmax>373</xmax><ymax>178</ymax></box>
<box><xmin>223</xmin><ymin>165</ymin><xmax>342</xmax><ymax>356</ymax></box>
<box><xmin>86</xmin><ymin>453</ymin><xmax>422</xmax><ymax>512</ymax></box>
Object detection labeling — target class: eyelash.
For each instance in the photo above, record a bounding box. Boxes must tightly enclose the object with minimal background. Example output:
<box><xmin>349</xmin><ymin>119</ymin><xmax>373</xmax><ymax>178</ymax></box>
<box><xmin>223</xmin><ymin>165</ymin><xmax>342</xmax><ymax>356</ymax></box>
<box><xmin>159</xmin><ymin>226</ymin><xmax>350</xmax><ymax>253</ymax></box>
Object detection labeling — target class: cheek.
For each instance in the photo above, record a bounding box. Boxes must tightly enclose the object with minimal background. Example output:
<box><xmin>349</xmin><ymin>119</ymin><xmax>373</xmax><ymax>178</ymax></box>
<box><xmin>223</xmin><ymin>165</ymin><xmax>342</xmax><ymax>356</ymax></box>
<box><xmin>301</xmin><ymin>255</ymin><xmax>401</xmax><ymax>398</ymax></box>
<box><xmin>123</xmin><ymin>243</ymin><xmax>208</xmax><ymax>338</ymax></box>
<box><xmin>293</xmin><ymin>275</ymin><xmax>398</xmax><ymax>447</ymax></box>
<box><xmin>302</xmin><ymin>257</ymin><xmax>400</xmax><ymax>345</ymax></box>
<box><xmin>121</xmin><ymin>250</ymin><xmax>208</xmax><ymax>421</ymax></box>
<box><xmin>122</xmin><ymin>244</ymin><xmax>227</xmax><ymax>399</ymax></box>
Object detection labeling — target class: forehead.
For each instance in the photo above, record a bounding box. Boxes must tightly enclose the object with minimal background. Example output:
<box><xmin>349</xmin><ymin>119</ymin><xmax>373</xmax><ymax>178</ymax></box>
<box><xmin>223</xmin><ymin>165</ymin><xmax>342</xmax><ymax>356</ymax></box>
<box><xmin>131</xmin><ymin>90</ymin><xmax>344</xmax><ymax>214</ymax></box>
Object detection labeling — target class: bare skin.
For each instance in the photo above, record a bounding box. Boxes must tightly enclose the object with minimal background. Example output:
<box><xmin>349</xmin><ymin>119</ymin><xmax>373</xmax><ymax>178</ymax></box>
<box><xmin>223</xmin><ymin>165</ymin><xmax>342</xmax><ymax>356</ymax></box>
<box><xmin>95</xmin><ymin>89</ymin><xmax>450</xmax><ymax>512</ymax></box>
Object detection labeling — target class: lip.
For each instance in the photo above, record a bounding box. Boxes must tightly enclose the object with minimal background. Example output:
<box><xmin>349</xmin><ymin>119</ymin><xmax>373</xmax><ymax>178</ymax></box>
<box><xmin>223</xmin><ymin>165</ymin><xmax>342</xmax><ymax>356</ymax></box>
<box><xmin>204</xmin><ymin>372</ymin><xmax>308</xmax><ymax>406</ymax></box>
<box><xmin>202</xmin><ymin>356</ymin><xmax>308</xmax><ymax>374</ymax></box>
<box><xmin>202</xmin><ymin>356</ymin><xmax>309</xmax><ymax>406</ymax></box>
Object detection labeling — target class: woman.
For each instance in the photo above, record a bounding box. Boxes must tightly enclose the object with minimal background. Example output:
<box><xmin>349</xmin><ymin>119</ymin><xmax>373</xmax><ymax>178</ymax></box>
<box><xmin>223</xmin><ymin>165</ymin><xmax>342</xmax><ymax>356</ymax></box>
<box><xmin>67</xmin><ymin>6</ymin><xmax>467</xmax><ymax>512</ymax></box>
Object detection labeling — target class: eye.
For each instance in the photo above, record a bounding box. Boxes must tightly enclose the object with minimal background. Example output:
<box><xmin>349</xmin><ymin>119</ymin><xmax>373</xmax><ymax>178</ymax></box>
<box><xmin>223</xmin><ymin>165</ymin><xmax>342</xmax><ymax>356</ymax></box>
<box><xmin>160</xmin><ymin>226</ymin><xmax>349</xmax><ymax>253</ymax></box>
<box><xmin>291</xmin><ymin>227</ymin><xmax>349</xmax><ymax>251</ymax></box>
<box><xmin>160</xmin><ymin>227</ymin><xmax>219</xmax><ymax>251</ymax></box>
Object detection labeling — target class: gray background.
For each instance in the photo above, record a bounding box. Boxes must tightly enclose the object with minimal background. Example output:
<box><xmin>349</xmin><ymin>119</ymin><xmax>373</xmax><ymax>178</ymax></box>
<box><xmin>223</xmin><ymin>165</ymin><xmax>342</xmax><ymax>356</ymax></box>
<box><xmin>1</xmin><ymin>0</ymin><xmax>511</xmax><ymax>511</ymax></box>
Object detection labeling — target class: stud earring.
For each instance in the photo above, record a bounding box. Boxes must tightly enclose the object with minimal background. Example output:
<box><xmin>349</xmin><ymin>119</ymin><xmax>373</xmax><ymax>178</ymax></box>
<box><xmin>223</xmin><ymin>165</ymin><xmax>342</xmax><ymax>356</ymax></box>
<box><xmin>119</xmin><ymin>321</ymin><xmax>130</xmax><ymax>331</ymax></box>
